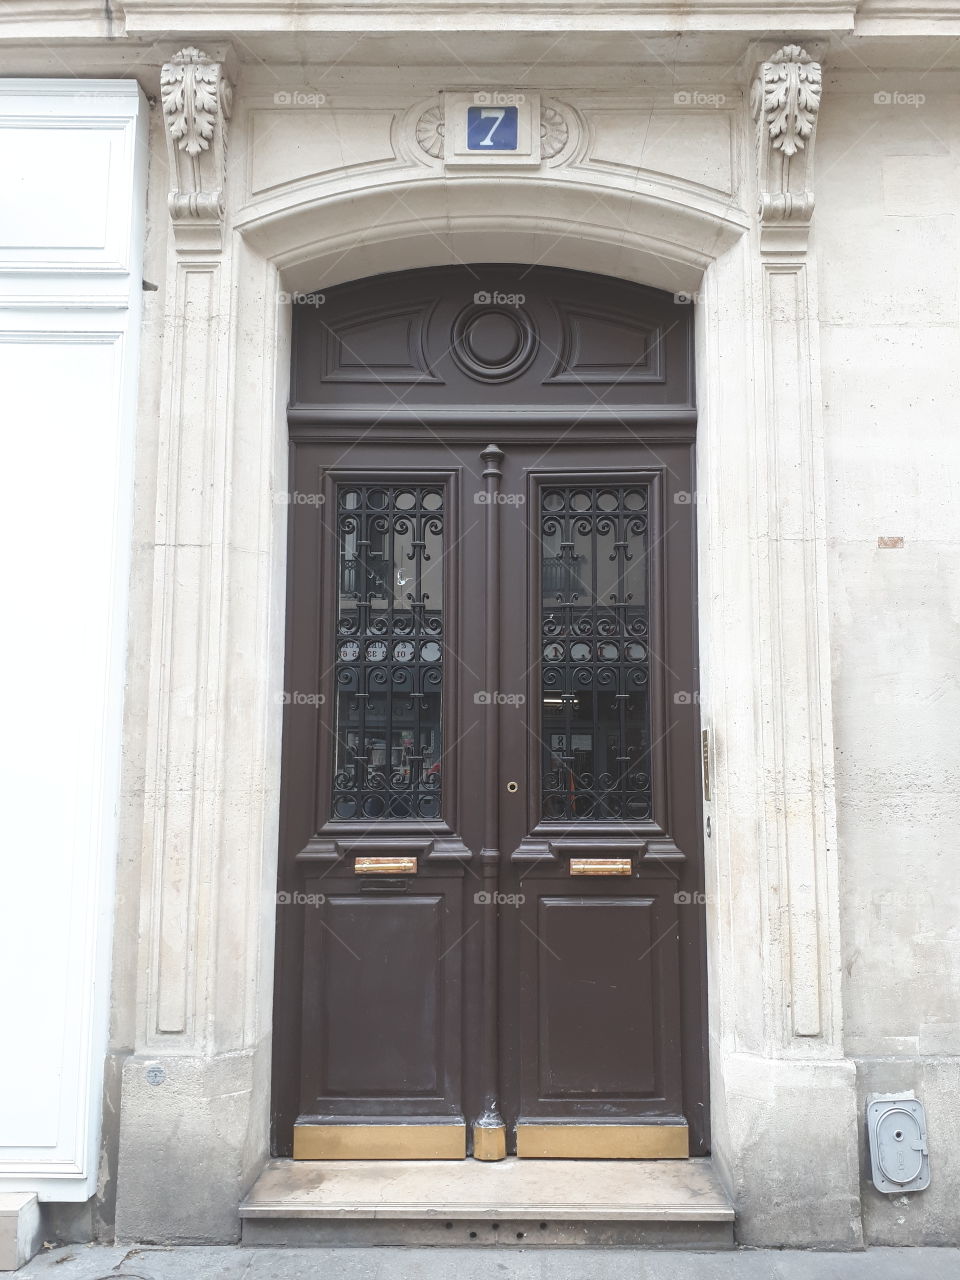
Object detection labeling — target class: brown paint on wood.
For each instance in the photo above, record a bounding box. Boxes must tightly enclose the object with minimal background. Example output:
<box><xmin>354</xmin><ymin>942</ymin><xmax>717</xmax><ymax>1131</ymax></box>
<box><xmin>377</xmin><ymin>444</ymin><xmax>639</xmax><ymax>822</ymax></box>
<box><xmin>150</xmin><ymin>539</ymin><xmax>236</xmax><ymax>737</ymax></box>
<box><xmin>272</xmin><ymin>265</ymin><xmax>708</xmax><ymax>1161</ymax></box>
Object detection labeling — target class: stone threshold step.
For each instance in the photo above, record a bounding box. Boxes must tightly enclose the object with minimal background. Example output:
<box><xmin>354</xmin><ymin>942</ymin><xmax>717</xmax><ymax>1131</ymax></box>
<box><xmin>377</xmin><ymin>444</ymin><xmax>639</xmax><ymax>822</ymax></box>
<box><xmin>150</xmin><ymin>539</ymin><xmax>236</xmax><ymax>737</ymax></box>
<box><xmin>240</xmin><ymin>1157</ymin><xmax>734</xmax><ymax>1248</ymax></box>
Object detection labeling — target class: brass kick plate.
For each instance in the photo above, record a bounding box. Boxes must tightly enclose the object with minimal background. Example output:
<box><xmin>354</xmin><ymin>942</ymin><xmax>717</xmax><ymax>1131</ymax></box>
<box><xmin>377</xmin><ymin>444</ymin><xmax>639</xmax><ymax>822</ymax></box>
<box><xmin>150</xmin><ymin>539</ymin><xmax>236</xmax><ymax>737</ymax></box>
<box><xmin>294</xmin><ymin>1123</ymin><xmax>466</xmax><ymax>1160</ymax></box>
<box><xmin>354</xmin><ymin>856</ymin><xmax>417</xmax><ymax>874</ymax></box>
<box><xmin>569</xmin><ymin>858</ymin><xmax>632</xmax><ymax>876</ymax></box>
<box><xmin>516</xmin><ymin>1123</ymin><xmax>689</xmax><ymax>1159</ymax></box>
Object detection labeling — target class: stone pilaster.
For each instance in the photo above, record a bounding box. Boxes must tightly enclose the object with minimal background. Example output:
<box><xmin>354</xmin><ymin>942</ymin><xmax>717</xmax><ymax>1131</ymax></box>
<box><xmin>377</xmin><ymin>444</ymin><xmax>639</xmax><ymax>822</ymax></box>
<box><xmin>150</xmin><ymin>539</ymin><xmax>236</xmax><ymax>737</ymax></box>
<box><xmin>750</xmin><ymin>43</ymin><xmax>840</xmax><ymax>1050</ymax></box>
<box><xmin>115</xmin><ymin>47</ymin><xmax>268</xmax><ymax>1244</ymax></box>
<box><xmin>713</xmin><ymin>45</ymin><xmax>861</xmax><ymax>1247</ymax></box>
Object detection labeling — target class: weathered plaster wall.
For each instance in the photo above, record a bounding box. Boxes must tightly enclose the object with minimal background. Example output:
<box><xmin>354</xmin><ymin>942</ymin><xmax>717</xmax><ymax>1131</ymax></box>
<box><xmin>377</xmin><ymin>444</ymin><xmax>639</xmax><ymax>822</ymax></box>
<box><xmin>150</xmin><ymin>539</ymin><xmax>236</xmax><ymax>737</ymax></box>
<box><xmin>817</xmin><ymin>70</ymin><xmax>960</xmax><ymax>1244</ymax></box>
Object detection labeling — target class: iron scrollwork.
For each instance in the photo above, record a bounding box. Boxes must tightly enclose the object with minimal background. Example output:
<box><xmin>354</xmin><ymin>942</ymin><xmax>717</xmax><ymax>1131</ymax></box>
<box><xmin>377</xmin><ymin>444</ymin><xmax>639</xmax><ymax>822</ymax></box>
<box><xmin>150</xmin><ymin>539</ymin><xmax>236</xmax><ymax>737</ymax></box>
<box><xmin>332</xmin><ymin>484</ymin><xmax>444</xmax><ymax>820</ymax></box>
<box><xmin>540</xmin><ymin>485</ymin><xmax>652</xmax><ymax>821</ymax></box>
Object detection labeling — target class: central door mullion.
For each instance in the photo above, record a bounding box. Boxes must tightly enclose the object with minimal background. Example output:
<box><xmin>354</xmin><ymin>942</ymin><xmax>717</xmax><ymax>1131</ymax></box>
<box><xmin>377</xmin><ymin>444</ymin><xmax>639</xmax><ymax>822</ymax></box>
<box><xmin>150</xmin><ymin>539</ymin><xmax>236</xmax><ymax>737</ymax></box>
<box><xmin>473</xmin><ymin>443</ymin><xmax>507</xmax><ymax>1162</ymax></box>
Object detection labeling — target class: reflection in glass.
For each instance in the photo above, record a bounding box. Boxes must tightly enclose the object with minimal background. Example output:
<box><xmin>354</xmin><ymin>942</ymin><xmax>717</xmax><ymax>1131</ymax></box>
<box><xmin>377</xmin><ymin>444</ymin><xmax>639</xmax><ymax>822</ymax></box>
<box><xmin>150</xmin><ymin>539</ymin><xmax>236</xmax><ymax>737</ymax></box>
<box><xmin>332</xmin><ymin>484</ymin><xmax>444</xmax><ymax>820</ymax></box>
<box><xmin>540</xmin><ymin>485</ymin><xmax>651</xmax><ymax>821</ymax></box>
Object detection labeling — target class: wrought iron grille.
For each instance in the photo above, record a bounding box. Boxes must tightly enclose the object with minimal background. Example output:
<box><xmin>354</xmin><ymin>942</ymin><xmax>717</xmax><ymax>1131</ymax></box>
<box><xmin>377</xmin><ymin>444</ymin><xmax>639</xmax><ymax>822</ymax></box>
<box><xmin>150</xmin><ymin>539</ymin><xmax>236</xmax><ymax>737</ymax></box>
<box><xmin>540</xmin><ymin>484</ymin><xmax>652</xmax><ymax>821</ymax></box>
<box><xmin>332</xmin><ymin>484</ymin><xmax>443</xmax><ymax>820</ymax></box>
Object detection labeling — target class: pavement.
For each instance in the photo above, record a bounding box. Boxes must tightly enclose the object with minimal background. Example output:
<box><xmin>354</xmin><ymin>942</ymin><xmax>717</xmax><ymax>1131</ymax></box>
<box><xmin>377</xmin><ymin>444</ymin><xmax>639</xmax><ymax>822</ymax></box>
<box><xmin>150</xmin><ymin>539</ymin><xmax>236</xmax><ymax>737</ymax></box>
<box><xmin>18</xmin><ymin>1245</ymin><xmax>960</xmax><ymax>1280</ymax></box>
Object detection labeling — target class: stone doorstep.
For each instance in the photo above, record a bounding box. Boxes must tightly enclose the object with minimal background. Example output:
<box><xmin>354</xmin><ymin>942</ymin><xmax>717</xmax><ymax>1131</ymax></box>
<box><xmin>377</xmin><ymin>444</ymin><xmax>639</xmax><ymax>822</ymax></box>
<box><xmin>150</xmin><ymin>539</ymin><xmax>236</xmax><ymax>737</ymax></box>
<box><xmin>239</xmin><ymin>1157</ymin><xmax>734</xmax><ymax>1248</ymax></box>
<box><xmin>0</xmin><ymin>1194</ymin><xmax>42</xmax><ymax>1272</ymax></box>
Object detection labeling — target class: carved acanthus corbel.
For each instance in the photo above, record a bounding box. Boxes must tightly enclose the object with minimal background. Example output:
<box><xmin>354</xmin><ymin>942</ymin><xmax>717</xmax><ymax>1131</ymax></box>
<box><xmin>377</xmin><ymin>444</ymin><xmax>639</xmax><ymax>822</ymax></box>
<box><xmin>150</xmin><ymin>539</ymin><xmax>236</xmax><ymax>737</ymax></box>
<box><xmin>160</xmin><ymin>47</ymin><xmax>233</xmax><ymax>250</ymax></box>
<box><xmin>751</xmin><ymin>45</ymin><xmax>822</xmax><ymax>250</ymax></box>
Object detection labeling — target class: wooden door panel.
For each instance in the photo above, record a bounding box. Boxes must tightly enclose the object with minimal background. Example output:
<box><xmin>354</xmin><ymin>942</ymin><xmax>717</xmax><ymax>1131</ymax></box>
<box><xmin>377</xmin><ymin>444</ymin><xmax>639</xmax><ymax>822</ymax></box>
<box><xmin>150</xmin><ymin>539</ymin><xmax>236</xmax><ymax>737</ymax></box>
<box><xmin>313</xmin><ymin>896</ymin><xmax>443</xmax><ymax>1098</ymax></box>
<box><xmin>537</xmin><ymin>897</ymin><xmax>659</xmax><ymax>1099</ymax></box>
<box><xmin>510</xmin><ymin>877</ymin><xmax>683</xmax><ymax>1120</ymax></box>
<box><xmin>299</xmin><ymin>875</ymin><xmax>463</xmax><ymax>1118</ymax></box>
<box><xmin>495</xmin><ymin>443</ymin><xmax>700</xmax><ymax>1153</ymax></box>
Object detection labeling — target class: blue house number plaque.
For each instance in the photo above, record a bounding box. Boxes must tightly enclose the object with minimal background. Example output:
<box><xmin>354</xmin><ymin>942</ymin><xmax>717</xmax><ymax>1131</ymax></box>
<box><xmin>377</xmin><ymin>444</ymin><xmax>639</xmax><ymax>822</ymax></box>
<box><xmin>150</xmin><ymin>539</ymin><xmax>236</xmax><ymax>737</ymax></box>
<box><xmin>466</xmin><ymin>104</ymin><xmax>519</xmax><ymax>151</ymax></box>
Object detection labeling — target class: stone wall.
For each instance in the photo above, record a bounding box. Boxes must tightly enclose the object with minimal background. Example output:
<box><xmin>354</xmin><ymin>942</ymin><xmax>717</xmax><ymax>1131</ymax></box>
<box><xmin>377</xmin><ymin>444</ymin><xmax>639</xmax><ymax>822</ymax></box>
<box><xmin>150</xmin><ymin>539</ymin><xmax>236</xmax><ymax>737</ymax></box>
<box><xmin>818</xmin><ymin>70</ymin><xmax>960</xmax><ymax>1245</ymax></box>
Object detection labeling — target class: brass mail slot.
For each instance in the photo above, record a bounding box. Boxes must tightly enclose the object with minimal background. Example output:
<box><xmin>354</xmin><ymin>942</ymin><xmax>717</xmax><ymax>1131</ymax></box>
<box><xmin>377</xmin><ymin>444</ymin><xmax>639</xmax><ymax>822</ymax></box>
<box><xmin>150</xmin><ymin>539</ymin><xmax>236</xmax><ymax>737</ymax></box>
<box><xmin>354</xmin><ymin>856</ymin><xmax>418</xmax><ymax>875</ymax></box>
<box><xmin>569</xmin><ymin>857</ymin><xmax>632</xmax><ymax>876</ymax></box>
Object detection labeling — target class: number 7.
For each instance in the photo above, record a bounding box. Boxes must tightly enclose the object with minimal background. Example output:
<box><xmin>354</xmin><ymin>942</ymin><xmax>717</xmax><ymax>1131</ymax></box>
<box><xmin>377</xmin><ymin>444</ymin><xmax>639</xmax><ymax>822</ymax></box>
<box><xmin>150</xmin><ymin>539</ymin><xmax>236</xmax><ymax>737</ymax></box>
<box><xmin>478</xmin><ymin>108</ymin><xmax>506</xmax><ymax>147</ymax></box>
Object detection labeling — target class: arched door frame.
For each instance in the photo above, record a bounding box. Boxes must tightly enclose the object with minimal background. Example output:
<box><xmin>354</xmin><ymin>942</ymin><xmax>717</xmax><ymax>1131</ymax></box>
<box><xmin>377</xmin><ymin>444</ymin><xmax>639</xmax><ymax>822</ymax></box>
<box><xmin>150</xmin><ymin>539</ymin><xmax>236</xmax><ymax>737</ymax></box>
<box><xmin>118</xmin><ymin>168</ymin><xmax>860</xmax><ymax>1245</ymax></box>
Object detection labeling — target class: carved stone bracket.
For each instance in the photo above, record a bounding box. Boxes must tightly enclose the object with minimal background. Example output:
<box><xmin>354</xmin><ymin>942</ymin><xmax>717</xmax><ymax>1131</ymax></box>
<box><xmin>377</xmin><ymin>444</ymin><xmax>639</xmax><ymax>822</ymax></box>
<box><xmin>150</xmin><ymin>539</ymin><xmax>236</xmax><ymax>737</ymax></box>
<box><xmin>751</xmin><ymin>45</ymin><xmax>822</xmax><ymax>253</ymax></box>
<box><xmin>160</xmin><ymin>47</ymin><xmax>233</xmax><ymax>250</ymax></box>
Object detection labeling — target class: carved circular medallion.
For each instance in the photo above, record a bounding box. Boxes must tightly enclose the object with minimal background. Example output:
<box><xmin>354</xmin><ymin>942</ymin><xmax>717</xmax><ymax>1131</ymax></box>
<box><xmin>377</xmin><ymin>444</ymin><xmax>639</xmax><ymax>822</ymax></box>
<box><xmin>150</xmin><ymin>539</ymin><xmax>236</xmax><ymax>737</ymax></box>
<box><xmin>540</xmin><ymin>104</ymin><xmax>569</xmax><ymax>159</ymax></box>
<box><xmin>451</xmin><ymin>304</ymin><xmax>538</xmax><ymax>382</ymax></box>
<box><xmin>416</xmin><ymin>104</ymin><xmax>444</xmax><ymax>159</ymax></box>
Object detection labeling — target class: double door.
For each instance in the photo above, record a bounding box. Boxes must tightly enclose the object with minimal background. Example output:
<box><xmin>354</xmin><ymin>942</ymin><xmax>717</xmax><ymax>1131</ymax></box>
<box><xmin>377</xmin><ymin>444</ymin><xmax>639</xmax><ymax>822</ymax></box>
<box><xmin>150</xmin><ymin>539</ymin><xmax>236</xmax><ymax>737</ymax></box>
<box><xmin>273</xmin><ymin>435</ymin><xmax>706</xmax><ymax>1160</ymax></box>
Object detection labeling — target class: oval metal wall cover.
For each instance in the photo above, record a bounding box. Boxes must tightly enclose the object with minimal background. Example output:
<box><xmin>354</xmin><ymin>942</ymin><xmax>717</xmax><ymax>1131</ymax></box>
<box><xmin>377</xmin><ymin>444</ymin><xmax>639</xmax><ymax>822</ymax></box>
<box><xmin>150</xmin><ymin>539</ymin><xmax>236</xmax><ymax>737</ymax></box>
<box><xmin>876</xmin><ymin>1108</ymin><xmax>925</xmax><ymax>1184</ymax></box>
<box><xmin>867</xmin><ymin>1095</ymin><xmax>931</xmax><ymax>1193</ymax></box>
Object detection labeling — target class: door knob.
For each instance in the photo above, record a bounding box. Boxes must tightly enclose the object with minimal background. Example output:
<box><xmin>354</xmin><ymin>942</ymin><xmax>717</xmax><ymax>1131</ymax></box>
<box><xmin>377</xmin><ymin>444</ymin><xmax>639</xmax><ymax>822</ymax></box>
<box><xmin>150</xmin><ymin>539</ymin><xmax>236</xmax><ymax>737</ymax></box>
<box><xmin>505</xmin><ymin>781</ymin><xmax>519</xmax><ymax>794</ymax></box>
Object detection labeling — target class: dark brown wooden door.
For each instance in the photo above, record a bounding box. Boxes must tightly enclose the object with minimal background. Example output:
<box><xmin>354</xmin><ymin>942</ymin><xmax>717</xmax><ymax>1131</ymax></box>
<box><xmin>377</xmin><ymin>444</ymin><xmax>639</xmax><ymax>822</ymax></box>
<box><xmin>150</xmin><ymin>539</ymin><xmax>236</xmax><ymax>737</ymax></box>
<box><xmin>272</xmin><ymin>266</ymin><xmax>707</xmax><ymax>1161</ymax></box>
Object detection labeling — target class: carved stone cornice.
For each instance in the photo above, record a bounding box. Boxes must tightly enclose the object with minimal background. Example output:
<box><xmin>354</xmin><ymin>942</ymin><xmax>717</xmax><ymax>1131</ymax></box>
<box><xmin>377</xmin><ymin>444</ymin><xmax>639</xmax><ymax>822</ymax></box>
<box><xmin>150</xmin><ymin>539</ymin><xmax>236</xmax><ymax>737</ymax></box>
<box><xmin>751</xmin><ymin>44</ymin><xmax>822</xmax><ymax>253</ymax></box>
<box><xmin>160</xmin><ymin>46</ymin><xmax>233</xmax><ymax>250</ymax></box>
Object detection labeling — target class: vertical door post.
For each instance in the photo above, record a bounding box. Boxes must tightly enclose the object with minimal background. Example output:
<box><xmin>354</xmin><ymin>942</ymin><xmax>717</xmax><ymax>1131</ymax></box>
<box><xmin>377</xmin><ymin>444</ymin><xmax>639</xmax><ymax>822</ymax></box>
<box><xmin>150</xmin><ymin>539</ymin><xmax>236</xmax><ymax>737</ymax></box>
<box><xmin>473</xmin><ymin>444</ymin><xmax>507</xmax><ymax>1160</ymax></box>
